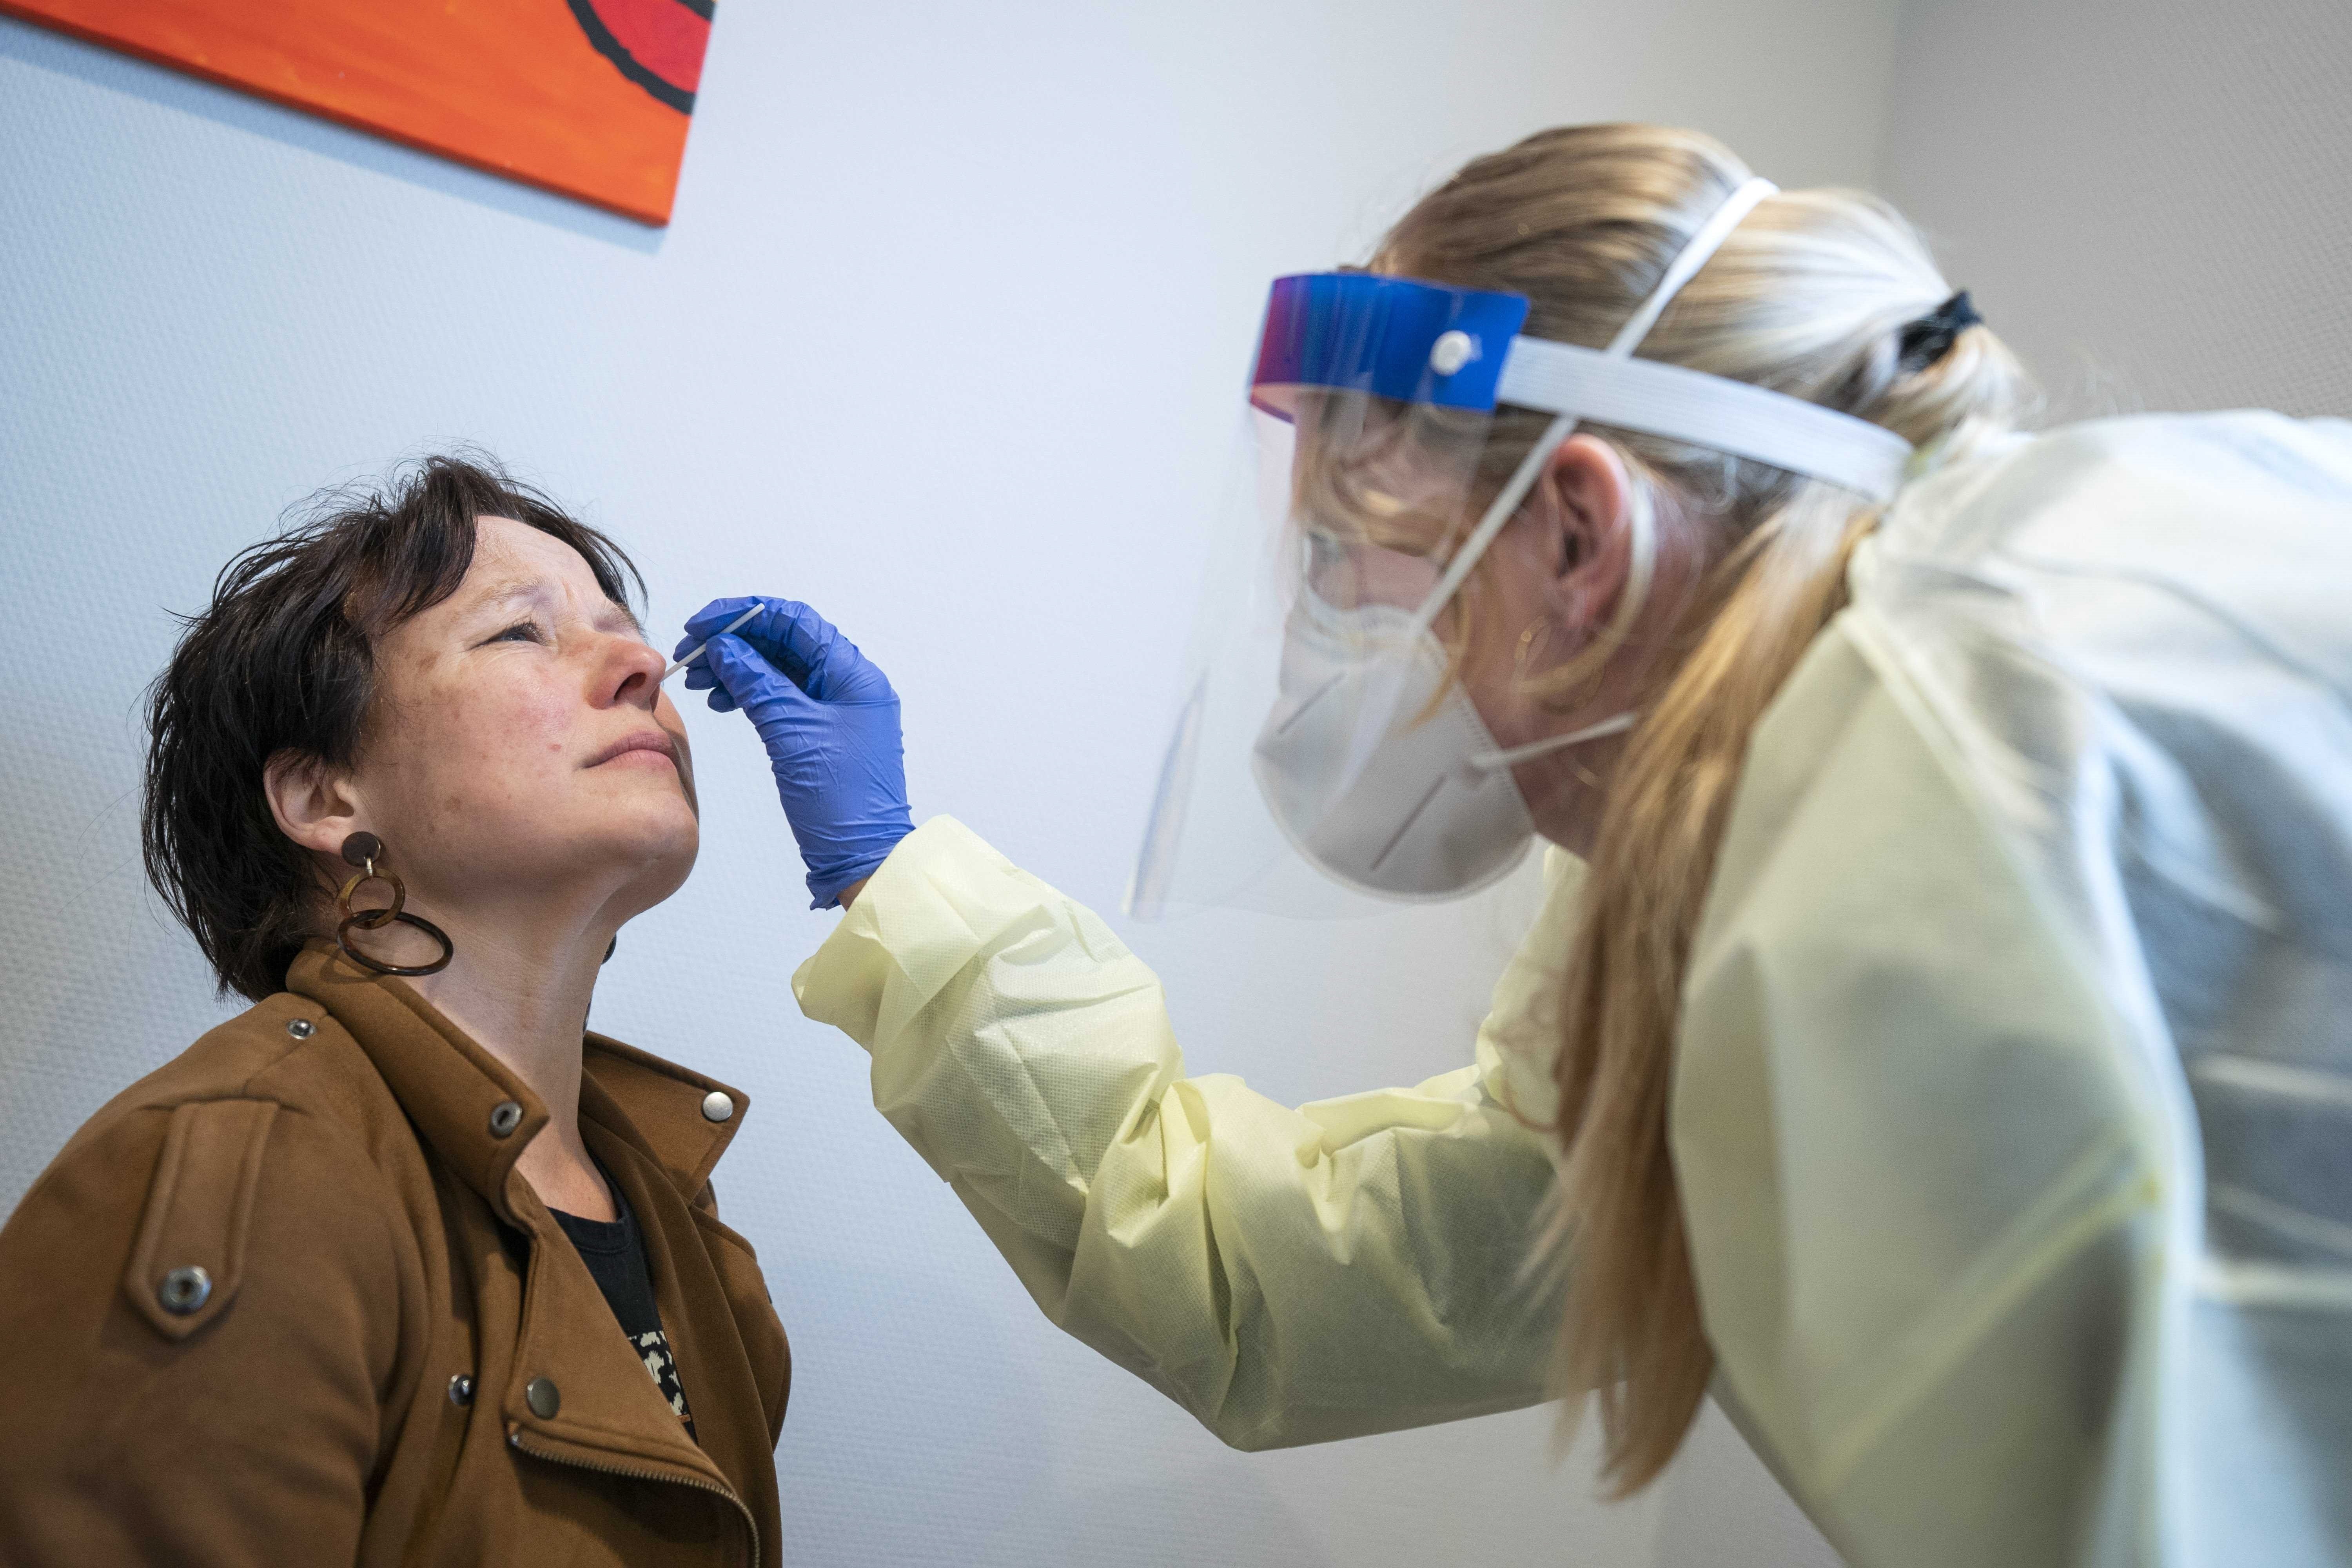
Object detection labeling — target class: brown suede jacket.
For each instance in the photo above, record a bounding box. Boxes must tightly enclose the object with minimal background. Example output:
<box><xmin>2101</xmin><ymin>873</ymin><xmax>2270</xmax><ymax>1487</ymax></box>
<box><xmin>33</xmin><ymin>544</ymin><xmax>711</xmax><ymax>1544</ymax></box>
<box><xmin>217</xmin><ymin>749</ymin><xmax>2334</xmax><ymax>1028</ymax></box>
<box><xmin>0</xmin><ymin>944</ymin><xmax>789</xmax><ymax>1566</ymax></box>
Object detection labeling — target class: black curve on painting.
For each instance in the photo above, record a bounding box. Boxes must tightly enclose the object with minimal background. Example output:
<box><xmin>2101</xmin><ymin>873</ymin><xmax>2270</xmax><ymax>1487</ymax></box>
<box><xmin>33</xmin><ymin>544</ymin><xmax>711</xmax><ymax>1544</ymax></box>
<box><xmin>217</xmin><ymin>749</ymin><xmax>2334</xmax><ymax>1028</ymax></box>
<box><xmin>565</xmin><ymin>0</ymin><xmax>699</xmax><ymax>114</ymax></box>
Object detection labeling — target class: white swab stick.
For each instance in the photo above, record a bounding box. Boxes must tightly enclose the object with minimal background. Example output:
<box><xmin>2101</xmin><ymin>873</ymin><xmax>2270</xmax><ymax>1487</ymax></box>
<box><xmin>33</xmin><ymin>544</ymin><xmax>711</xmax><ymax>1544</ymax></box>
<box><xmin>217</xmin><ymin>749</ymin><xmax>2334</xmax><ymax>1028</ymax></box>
<box><xmin>662</xmin><ymin>604</ymin><xmax>762</xmax><ymax>682</ymax></box>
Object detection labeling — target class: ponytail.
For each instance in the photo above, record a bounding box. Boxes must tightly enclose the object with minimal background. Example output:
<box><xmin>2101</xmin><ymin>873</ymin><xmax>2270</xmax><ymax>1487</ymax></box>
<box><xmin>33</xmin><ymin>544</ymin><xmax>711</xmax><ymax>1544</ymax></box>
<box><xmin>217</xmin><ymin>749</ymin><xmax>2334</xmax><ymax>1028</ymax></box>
<box><xmin>1552</xmin><ymin>485</ymin><xmax>1877</xmax><ymax>1489</ymax></box>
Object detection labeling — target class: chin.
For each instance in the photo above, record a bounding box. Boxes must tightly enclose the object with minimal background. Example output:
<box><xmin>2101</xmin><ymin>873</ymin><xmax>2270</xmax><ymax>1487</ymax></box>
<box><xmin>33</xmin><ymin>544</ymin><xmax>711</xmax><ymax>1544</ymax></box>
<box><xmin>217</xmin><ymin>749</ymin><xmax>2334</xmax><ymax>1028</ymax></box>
<box><xmin>645</xmin><ymin>815</ymin><xmax>700</xmax><ymax>881</ymax></box>
<box><xmin>557</xmin><ymin>828</ymin><xmax>695</xmax><ymax>933</ymax></box>
<box><xmin>511</xmin><ymin>792</ymin><xmax>697</xmax><ymax>908</ymax></box>
<box><xmin>606</xmin><ymin>802</ymin><xmax>701</xmax><ymax>886</ymax></box>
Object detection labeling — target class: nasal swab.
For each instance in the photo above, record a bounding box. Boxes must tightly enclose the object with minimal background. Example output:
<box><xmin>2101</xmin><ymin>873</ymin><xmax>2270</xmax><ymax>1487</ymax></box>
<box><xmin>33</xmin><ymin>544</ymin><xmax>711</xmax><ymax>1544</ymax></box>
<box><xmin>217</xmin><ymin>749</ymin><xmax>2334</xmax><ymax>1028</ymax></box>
<box><xmin>662</xmin><ymin>604</ymin><xmax>762</xmax><ymax>682</ymax></box>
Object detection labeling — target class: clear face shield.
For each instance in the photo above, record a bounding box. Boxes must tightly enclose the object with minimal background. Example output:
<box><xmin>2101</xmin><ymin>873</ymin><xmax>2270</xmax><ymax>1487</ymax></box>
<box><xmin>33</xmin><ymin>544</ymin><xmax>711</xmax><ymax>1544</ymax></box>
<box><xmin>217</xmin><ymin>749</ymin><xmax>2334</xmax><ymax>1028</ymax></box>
<box><xmin>1129</xmin><ymin>274</ymin><xmax>1532</xmax><ymax>919</ymax></box>
<box><xmin>1128</xmin><ymin>178</ymin><xmax>1917</xmax><ymax>920</ymax></box>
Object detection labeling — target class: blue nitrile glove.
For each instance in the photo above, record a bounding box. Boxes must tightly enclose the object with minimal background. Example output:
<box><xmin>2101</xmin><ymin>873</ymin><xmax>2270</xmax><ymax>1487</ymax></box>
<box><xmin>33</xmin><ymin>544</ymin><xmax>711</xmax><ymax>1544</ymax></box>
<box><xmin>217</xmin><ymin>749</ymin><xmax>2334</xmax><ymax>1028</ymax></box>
<box><xmin>677</xmin><ymin>596</ymin><xmax>913</xmax><ymax>909</ymax></box>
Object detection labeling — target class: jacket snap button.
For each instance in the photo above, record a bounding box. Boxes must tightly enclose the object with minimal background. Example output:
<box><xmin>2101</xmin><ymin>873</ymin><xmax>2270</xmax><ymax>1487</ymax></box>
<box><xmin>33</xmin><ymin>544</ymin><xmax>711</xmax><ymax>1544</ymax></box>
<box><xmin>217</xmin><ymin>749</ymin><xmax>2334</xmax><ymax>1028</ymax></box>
<box><xmin>285</xmin><ymin>1018</ymin><xmax>315</xmax><ymax>1039</ymax></box>
<box><xmin>526</xmin><ymin>1377</ymin><xmax>561</xmax><ymax>1418</ymax></box>
<box><xmin>700</xmin><ymin>1090</ymin><xmax>735</xmax><ymax>1123</ymax></box>
<box><xmin>489</xmin><ymin>1101</ymin><xmax>523</xmax><ymax>1138</ymax></box>
<box><xmin>158</xmin><ymin>1265</ymin><xmax>212</xmax><ymax>1315</ymax></box>
<box><xmin>448</xmin><ymin>1373</ymin><xmax>475</xmax><ymax>1405</ymax></box>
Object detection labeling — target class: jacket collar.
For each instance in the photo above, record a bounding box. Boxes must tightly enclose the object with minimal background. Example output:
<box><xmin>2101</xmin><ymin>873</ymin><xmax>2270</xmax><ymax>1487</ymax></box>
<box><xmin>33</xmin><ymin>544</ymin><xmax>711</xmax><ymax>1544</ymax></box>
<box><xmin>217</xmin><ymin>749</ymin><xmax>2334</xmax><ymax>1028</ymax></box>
<box><xmin>579</xmin><ymin>1034</ymin><xmax>746</xmax><ymax>1201</ymax></box>
<box><xmin>285</xmin><ymin>945</ymin><xmax>764</xmax><ymax>1517</ymax></box>
<box><xmin>285</xmin><ymin>944</ymin><xmax>749</xmax><ymax>1216</ymax></box>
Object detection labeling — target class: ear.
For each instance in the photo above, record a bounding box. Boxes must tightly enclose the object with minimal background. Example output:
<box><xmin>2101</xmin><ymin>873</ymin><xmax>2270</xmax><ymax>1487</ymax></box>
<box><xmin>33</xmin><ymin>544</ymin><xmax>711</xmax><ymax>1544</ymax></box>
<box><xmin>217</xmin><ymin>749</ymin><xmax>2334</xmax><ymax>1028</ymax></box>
<box><xmin>1530</xmin><ymin>433</ymin><xmax>1638</xmax><ymax>631</ymax></box>
<box><xmin>263</xmin><ymin>749</ymin><xmax>367</xmax><ymax>864</ymax></box>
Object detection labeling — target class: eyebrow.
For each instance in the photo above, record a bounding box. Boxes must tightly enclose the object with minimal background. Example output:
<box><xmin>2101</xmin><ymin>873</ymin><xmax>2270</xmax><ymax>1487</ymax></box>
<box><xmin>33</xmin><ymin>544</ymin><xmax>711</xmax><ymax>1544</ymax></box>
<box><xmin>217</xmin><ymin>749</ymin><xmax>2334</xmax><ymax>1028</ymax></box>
<box><xmin>469</xmin><ymin>577</ymin><xmax>645</xmax><ymax>636</ymax></box>
<box><xmin>472</xmin><ymin>578</ymin><xmax>556</xmax><ymax>614</ymax></box>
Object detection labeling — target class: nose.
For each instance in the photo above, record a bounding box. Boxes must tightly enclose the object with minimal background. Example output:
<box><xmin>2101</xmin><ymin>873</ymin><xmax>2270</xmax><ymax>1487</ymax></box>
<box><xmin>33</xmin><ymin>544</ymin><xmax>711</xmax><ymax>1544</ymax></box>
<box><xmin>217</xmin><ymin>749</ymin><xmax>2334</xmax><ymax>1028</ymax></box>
<box><xmin>597</xmin><ymin>633</ymin><xmax>668</xmax><ymax>711</ymax></box>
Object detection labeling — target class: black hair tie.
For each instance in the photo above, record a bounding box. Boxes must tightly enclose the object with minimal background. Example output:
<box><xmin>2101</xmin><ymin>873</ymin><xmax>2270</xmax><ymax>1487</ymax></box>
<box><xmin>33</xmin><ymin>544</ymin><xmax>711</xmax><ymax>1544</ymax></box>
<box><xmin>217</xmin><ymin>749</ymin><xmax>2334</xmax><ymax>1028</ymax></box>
<box><xmin>1896</xmin><ymin>290</ymin><xmax>1982</xmax><ymax>374</ymax></box>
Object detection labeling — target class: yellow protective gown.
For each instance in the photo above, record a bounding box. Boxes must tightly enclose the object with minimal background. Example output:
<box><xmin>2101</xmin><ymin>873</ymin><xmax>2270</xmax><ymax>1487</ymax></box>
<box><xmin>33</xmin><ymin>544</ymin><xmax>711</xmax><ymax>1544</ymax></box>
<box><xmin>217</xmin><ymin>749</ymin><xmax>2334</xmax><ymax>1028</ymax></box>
<box><xmin>1678</xmin><ymin>411</ymin><xmax>2352</xmax><ymax>1567</ymax></box>
<box><xmin>795</xmin><ymin>820</ymin><xmax>1579</xmax><ymax>1450</ymax></box>
<box><xmin>797</xmin><ymin>411</ymin><xmax>2352</xmax><ymax>1564</ymax></box>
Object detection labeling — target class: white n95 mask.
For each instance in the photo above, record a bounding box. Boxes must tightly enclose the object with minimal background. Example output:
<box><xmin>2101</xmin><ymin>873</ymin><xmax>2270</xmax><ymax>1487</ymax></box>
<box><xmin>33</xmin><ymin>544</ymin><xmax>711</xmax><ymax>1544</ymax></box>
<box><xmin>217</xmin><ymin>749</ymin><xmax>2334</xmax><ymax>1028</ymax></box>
<box><xmin>1249</xmin><ymin>594</ymin><xmax>1633</xmax><ymax>900</ymax></box>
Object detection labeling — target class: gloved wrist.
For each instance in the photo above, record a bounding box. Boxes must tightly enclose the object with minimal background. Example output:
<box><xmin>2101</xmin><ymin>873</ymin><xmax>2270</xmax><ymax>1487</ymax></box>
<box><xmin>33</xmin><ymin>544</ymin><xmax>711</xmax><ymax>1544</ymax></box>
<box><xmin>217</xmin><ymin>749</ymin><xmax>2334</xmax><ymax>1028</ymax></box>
<box><xmin>802</xmin><ymin>816</ymin><xmax>914</xmax><ymax>909</ymax></box>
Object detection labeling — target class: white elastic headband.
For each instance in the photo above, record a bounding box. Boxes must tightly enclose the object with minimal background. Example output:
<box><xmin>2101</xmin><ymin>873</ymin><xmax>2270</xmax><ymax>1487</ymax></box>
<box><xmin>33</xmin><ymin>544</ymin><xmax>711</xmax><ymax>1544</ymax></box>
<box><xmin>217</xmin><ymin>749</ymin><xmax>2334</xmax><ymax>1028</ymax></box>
<box><xmin>1406</xmin><ymin>176</ymin><xmax>1909</xmax><ymax>638</ymax></box>
<box><xmin>1604</xmin><ymin>176</ymin><xmax>1775</xmax><ymax>355</ymax></box>
<box><xmin>1495</xmin><ymin>339</ymin><xmax>1913</xmax><ymax>501</ymax></box>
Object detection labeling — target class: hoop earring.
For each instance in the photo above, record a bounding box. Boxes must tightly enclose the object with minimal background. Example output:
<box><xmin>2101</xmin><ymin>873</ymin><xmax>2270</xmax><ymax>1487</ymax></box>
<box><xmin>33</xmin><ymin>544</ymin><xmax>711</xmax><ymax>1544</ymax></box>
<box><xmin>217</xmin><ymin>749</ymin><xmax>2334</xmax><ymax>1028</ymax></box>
<box><xmin>335</xmin><ymin>831</ymin><xmax>454</xmax><ymax>977</ymax></box>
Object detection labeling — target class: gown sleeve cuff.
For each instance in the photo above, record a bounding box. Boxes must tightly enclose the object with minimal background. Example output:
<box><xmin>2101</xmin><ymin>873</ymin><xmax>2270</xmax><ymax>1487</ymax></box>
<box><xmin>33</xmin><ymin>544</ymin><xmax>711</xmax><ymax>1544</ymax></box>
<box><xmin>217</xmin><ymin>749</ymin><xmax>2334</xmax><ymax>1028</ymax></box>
<box><xmin>791</xmin><ymin>815</ymin><xmax>1042</xmax><ymax>1049</ymax></box>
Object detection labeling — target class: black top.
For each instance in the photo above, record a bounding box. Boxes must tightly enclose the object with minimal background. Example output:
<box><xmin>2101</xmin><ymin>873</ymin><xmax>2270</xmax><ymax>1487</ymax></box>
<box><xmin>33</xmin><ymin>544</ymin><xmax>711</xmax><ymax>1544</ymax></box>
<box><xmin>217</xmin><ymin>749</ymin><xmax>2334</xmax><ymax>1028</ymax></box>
<box><xmin>552</xmin><ymin>1174</ymin><xmax>697</xmax><ymax>1440</ymax></box>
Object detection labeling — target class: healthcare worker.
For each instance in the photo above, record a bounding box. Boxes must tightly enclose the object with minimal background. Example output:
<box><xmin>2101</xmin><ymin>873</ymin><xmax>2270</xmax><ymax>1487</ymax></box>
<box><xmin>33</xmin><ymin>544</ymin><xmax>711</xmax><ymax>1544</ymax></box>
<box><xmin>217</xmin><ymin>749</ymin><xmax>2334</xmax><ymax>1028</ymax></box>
<box><xmin>684</xmin><ymin>124</ymin><xmax>2352</xmax><ymax>1566</ymax></box>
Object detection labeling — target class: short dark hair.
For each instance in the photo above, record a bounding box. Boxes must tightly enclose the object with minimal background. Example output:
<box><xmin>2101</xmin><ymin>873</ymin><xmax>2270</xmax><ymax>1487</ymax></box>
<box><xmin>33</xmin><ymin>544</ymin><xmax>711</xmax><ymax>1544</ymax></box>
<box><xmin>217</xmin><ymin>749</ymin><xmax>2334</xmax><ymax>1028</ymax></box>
<box><xmin>143</xmin><ymin>453</ymin><xmax>644</xmax><ymax>1002</ymax></box>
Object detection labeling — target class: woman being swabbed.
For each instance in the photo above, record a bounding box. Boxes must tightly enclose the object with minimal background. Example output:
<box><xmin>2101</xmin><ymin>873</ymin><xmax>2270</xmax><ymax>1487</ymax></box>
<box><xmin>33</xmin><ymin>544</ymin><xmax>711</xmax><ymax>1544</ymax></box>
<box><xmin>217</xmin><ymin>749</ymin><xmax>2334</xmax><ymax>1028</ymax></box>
<box><xmin>0</xmin><ymin>456</ymin><xmax>788</xmax><ymax>1566</ymax></box>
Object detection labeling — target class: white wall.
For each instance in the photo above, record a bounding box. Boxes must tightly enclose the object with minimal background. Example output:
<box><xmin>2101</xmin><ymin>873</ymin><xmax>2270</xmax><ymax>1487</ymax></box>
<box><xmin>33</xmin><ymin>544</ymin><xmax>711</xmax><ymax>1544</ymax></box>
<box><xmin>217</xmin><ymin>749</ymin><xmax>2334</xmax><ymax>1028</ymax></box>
<box><xmin>0</xmin><ymin>4</ymin><xmax>1911</xmax><ymax>1563</ymax></box>
<box><xmin>1878</xmin><ymin>0</ymin><xmax>2352</xmax><ymax>421</ymax></box>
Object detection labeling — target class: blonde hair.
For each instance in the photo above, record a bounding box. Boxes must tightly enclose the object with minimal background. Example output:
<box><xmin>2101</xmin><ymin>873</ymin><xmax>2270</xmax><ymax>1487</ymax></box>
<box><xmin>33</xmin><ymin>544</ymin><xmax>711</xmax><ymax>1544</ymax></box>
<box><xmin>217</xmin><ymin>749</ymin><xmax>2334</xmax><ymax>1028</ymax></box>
<box><xmin>1369</xmin><ymin>125</ymin><xmax>2031</xmax><ymax>1492</ymax></box>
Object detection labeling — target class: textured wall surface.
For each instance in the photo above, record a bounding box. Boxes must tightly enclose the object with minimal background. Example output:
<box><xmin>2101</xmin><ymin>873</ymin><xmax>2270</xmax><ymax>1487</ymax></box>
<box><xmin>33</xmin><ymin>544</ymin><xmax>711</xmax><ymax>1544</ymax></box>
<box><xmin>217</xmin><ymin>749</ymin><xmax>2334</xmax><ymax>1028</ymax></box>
<box><xmin>0</xmin><ymin>3</ymin><xmax>1918</xmax><ymax>1562</ymax></box>
<box><xmin>1880</xmin><ymin>0</ymin><xmax>2352</xmax><ymax>421</ymax></box>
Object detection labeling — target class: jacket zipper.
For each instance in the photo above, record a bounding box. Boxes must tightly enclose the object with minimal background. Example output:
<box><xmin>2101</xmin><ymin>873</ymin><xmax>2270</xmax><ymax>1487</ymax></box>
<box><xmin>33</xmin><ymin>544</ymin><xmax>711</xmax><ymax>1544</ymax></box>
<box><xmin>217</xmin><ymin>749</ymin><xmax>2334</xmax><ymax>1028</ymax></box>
<box><xmin>507</xmin><ymin>1428</ymin><xmax>759</xmax><ymax>1565</ymax></box>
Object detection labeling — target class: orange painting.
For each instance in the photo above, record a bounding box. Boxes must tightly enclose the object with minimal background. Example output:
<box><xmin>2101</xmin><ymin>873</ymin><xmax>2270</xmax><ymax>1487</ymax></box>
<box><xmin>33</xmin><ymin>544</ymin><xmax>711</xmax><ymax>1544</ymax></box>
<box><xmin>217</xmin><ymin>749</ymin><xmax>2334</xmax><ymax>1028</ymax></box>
<box><xmin>0</xmin><ymin>0</ymin><xmax>714</xmax><ymax>225</ymax></box>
